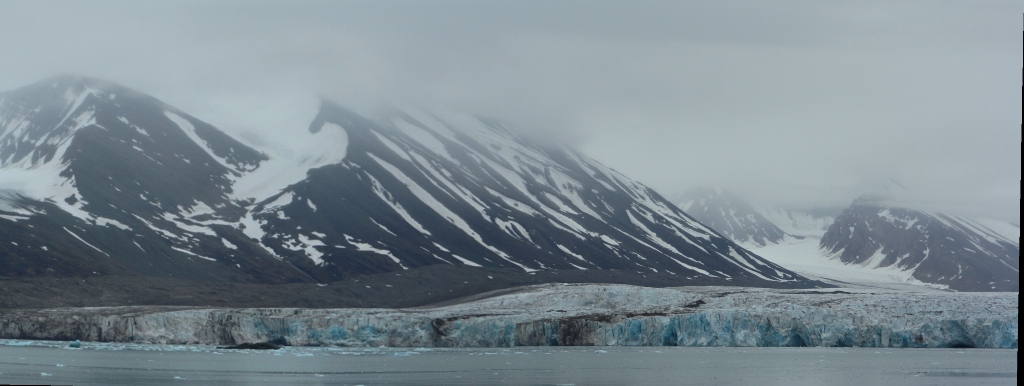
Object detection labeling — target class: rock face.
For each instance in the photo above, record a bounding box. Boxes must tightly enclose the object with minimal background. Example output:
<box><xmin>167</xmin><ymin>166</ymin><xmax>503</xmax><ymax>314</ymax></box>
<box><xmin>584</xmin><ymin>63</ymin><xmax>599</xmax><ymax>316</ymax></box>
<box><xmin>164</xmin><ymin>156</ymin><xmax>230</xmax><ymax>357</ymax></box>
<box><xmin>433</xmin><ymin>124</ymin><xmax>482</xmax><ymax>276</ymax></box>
<box><xmin>821</xmin><ymin>198</ymin><xmax>1019</xmax><ymax>292</ymax></box>
<box><xmin>1</xmin><ymin>75</ymin><xmax>817</xmax><ymax>298</ymax></box>
<box><xmin>0</xmin><ymin>284</ymin><xmax>1016</xmax><ymax>348</ymax></box>
<box><xmin>678</xmin><ymin>188</ymin><xmax>788</xmax><ymax>246</ymax></box>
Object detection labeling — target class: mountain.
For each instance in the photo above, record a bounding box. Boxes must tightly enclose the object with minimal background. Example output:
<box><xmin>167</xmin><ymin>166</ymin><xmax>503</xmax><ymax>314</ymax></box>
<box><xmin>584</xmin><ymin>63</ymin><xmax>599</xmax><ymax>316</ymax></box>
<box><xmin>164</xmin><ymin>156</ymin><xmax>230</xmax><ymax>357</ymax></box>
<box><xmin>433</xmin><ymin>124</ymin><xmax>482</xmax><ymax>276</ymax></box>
<box><xmin>242</xmin><ymin>101</ymin><xmax>809</xmax><ymax>285</ymax></box>
<box><xmin>0</xmin><ymin>76</ymin><xmax>309</xmax><ymax>284</ymax></box>
<box><xmin>820</xmin><ymin>197</ymin><xmax>1019</xmax><ymax>291</ymax></box>
<box><xmin>677</xmin><ymin>188</ymin><xmax>788</xmax><ymax>247</ymax></box>
<box><xmin>1</xmin><ymin>76</ymin><xmax>819</xmax><ymax>307</ymax></box>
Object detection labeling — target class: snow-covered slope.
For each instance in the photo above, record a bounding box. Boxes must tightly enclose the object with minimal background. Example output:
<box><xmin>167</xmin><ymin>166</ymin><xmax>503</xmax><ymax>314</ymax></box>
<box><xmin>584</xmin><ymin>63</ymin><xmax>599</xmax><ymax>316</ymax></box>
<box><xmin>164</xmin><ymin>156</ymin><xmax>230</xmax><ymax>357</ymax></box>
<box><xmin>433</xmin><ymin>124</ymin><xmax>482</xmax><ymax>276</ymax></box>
<box><xmin>820</xmin><ymin>197</ymin><xmax>1019</xmax><ymax>292</ymax></box>
<box><xmin>1</xmin><ymin>76</ymin><xmax>817</xmax><ymax>292</ymax></box>
<box><xmin>677</xmin><ymin>188</ymin><xmax>787</xmax><ymax>247</ymax></box>
<box><xmin>750</xmin><ymin>236</ymin><xmax>951</xmax><ymax>292</ymax></box>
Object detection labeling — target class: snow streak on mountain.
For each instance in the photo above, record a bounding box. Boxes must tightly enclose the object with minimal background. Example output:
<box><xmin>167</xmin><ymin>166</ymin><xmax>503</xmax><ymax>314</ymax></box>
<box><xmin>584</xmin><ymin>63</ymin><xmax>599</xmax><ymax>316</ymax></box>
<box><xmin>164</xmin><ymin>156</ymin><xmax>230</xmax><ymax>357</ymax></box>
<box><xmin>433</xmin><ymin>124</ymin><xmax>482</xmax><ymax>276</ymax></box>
<box><xmin>822</xmin><ymin>197</ymin><xmax>1019</xmax><ymax>291</ymax></box>
<box><xmin>1</xmin><ymin>76</ymin><xmax>813</xmax><ymax>290</ymax></box>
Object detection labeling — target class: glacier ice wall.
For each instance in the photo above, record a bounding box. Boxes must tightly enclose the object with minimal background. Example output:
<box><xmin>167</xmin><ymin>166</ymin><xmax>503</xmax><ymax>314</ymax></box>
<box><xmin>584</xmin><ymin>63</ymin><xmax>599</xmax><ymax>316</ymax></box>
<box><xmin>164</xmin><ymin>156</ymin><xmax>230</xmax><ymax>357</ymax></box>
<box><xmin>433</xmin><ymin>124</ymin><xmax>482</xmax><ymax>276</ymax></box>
<box><xmin>0</xmin><ymin>285</ymin><xmax>1016</xmax><ymax>348</ymax></box>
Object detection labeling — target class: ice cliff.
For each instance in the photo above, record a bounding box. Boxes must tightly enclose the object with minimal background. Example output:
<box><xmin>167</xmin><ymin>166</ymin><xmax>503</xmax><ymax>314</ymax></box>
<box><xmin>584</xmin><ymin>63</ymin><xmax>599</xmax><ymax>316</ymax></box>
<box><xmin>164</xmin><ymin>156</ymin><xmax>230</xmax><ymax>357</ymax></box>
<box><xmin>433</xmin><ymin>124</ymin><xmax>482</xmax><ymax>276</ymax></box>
<box><xmin>0</xmin><ymin>284</ymin><xmax>1016</xmax><ymax>348</ymax></box>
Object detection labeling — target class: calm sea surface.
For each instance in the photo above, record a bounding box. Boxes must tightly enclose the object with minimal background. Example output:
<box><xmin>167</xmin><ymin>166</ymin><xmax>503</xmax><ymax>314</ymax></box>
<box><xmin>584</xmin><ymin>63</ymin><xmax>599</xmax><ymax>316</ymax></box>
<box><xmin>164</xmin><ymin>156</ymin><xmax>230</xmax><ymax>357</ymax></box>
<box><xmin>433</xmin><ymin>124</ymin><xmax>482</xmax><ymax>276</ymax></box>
<box><xmin>0</xmin><ymin>340</ymin><xmax>1016</xmax><ymax>385</ymax></box>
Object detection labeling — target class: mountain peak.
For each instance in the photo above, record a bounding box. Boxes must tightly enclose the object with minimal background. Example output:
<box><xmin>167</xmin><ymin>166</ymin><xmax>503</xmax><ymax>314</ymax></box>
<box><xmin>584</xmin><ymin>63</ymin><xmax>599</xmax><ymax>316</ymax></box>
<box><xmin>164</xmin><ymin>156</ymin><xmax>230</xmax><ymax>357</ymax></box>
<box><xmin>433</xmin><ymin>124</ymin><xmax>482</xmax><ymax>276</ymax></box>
<box><xmin>20</xmin><ymin>74</ymin><xmax>129</xmax><ymax>103</ymax></box>
<box><xmin>677</xmin><ymin>187</ymin><xmax>788</xmax><ymax>247</ymax></box>
<box><xmin>308</xmin><ymin>98</ymin><xmax>378</xmax><ymax>134</ymax></box>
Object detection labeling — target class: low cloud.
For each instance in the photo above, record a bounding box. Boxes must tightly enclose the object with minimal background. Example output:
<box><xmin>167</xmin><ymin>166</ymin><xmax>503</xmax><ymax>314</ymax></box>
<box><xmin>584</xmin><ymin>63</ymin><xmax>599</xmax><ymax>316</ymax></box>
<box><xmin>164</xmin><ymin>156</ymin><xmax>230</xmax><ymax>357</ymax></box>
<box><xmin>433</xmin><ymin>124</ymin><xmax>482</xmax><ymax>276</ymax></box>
<box><xmin>1</xmin><ymin>0</ymin><xmax>1019</xmax><ymax>222</ymax></box>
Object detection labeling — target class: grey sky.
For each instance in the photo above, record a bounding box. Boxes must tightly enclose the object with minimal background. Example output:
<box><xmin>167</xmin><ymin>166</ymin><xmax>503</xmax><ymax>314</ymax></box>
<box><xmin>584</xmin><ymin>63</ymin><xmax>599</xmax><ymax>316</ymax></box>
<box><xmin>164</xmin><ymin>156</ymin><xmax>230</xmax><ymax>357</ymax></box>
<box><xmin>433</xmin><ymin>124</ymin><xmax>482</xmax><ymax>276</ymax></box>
<box><xmin>1</xmin><ymin>0</ymin><xmax>1019</xmax><ymax>222</ymax></box>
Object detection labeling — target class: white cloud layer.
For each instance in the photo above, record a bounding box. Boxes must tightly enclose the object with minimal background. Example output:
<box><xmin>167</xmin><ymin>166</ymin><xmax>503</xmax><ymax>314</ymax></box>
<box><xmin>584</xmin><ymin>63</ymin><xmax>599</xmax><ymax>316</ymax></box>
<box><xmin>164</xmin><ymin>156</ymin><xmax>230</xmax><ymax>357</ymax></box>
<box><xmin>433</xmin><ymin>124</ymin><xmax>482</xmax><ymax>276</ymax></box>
<box><xmin>1</xmin><ymin>0</ymin><xmax>1019</xmax><ymax>222</ymax></box>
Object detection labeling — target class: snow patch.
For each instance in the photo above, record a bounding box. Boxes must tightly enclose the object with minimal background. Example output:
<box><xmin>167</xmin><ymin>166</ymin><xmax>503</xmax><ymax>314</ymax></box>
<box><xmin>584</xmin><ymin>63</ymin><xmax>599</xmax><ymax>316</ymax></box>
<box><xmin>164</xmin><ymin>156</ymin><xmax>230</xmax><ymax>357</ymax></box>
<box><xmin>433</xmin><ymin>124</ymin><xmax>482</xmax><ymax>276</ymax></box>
<box><xmin>164</xmin><ymin>111</ymin><xmax>236</xmax><ymax>172</ymax></box>
<box><xmin>556</xmin><ymin>244</ymin><xmax>587</xmax><ymax>262</ymax></box>
<box><xmin>450</xmin><ymin>254</ymin><xmax>483</xmax><ymax>267</ymax></box>
<box><xmin>346</xmin><ymin>236</ymin><xmax>405</xmax><ymax>269</ymax></box>
<box><xmin>230</xmin><ymin>122</ymin><xmax>348</xmax><ymax>202</ymax></box>
<box><xmin>171</xmin><ymin>246</ymin><xmax>216</xmax><ymax>261</ymax></box>
<box><xmin>63</xmin><ymin>227</ymin><xmax>109</xmax><ymax>257</ymax></box>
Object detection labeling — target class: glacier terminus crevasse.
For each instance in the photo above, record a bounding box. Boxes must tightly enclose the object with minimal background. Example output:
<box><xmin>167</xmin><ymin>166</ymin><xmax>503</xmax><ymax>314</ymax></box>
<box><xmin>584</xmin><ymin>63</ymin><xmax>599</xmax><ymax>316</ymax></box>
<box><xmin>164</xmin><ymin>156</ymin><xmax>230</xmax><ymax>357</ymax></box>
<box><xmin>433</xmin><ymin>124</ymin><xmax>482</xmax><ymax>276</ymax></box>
<box><xmin>1</xmin><ymin>284</ymin><xmax>1016</xmax><ymax>348</ymax></box>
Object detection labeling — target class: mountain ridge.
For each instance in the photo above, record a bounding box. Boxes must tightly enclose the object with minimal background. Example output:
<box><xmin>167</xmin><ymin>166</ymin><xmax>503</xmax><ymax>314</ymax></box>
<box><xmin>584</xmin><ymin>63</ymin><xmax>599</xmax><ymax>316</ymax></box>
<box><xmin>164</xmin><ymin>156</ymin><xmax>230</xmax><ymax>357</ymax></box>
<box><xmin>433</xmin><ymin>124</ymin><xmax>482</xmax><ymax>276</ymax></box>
<box><xmin>1</xmin><ymin>76</ymin><xmax>822</xmax><ymax>308</ymax></box>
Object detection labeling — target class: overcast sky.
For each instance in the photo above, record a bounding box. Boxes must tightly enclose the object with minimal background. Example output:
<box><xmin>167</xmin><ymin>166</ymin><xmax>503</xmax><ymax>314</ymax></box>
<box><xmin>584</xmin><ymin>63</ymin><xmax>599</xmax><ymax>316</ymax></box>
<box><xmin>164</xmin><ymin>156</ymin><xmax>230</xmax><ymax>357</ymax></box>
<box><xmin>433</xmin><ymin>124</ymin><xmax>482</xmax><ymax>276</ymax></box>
<box><xmin>1</xmin><ymin>0</ymin><xmax>1019</xmax><ymax>222</ymax></box>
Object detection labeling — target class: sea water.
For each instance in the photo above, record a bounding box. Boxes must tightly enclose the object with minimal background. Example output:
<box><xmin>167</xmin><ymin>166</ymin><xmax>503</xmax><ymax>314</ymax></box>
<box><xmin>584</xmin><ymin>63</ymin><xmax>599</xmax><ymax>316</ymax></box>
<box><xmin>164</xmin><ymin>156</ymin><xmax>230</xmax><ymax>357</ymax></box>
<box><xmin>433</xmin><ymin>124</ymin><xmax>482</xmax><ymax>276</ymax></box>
<box><xmin>0</xmin><ymin>340</ymin><xmax>1016</xmax><ymax>385</ymax></box>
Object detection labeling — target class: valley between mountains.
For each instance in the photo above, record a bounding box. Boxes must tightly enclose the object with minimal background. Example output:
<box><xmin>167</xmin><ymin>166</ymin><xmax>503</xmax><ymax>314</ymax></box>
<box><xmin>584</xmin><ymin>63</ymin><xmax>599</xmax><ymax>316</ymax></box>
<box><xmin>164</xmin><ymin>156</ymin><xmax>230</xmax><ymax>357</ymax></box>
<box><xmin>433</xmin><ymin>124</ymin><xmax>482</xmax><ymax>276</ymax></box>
<box><xmin>679</xmin><ymin>188</ymin><xmax>1018</xmax><ymax>292</ymax></box>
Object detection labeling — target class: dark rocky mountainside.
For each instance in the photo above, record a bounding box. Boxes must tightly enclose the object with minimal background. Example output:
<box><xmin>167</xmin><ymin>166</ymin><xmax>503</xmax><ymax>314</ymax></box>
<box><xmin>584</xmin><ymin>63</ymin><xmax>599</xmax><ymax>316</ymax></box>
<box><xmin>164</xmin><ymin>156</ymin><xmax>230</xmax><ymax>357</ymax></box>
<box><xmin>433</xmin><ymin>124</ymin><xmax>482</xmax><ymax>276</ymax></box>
<box><xmin>248</xmin><ymin>101</ymin><xmax>809</xmax><ymax>284</ymax></box>
<box><xmin>1</xmin><ymin>76</ymin><xmax>821</xmax><ymax>308</ymax></box>
<box><xmin>821</xmin><ymin>197</ymin><xmax>1018</xmax><ymax>291</ymax></box>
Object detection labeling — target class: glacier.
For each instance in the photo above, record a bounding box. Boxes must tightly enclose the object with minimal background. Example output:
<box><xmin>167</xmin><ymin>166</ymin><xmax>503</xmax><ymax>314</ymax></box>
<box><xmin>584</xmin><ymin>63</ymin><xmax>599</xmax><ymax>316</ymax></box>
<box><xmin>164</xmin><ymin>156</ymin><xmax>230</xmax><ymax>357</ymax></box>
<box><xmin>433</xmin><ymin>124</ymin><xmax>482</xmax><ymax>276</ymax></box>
<box><xmin>0</xmin><ymin>284</ymin><xmax>1015</xmax><ymax>348</ymax></box>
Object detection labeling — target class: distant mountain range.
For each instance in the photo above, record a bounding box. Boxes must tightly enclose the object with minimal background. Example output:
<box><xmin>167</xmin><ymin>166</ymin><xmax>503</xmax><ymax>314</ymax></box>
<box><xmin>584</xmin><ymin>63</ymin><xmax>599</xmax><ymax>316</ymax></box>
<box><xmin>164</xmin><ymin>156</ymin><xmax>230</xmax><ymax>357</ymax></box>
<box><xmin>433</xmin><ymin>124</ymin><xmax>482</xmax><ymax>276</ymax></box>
<box><xmin>0</xmin><ymin>76</ymin><xmax>818</xmax><ymax>307</ymax></box>
<box><xmin>678</xmin><ymin>188</ymin><xmax>1018</xmax><ymax>291</ymax></box>
<box><xmin>821</xmin><ymin>197</ymin><xmax>1018</xmax><ymax>291</ymax></box>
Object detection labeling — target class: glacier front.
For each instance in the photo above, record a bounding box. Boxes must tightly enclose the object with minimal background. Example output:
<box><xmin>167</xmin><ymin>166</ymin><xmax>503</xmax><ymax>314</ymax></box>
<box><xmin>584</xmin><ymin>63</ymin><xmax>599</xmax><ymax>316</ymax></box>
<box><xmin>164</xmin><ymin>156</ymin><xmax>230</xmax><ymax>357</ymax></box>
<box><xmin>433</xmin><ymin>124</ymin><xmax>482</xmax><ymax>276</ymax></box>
<box><xmin>0</xmin><ymin>284</ymin><xmax>1016</xmax><ymax>348</ymax></box>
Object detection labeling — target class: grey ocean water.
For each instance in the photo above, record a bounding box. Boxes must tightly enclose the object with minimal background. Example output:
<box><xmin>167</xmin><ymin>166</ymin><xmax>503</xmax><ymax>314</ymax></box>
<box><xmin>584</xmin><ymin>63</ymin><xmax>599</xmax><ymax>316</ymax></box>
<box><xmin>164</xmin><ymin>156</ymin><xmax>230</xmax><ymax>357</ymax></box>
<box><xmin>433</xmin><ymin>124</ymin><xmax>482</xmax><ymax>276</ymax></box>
<box><xmin>0</xmin><ymin>341</ymin><xmax>1017</xmax><ymax>385</ymax></box>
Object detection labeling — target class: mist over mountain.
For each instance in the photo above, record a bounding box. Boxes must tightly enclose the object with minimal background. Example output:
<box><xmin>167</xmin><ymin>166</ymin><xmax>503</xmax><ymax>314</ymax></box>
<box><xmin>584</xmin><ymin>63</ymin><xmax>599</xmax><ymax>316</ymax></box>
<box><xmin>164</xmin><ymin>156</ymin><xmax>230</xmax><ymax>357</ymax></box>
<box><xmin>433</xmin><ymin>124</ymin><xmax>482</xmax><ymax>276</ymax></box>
<box><xmin>2</xmin><ymin>1</ymin><xmax>1019</xmax><ymax>227</ymax></box>
<box><xmin>677</xmin><ymin>188</ymin><xmax>788</xmax><ymax>247</ymax></box>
